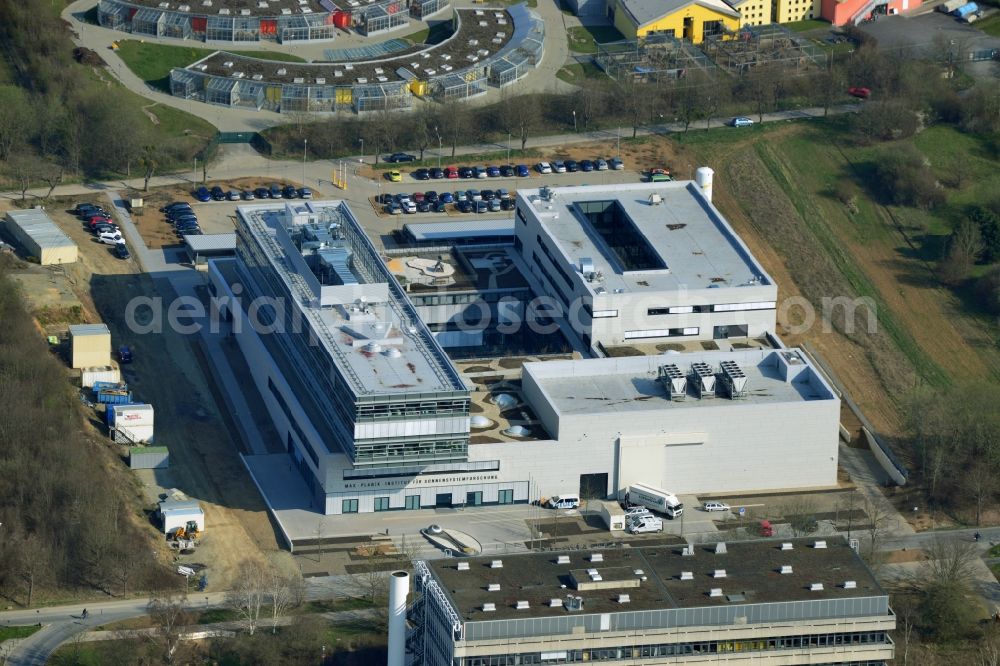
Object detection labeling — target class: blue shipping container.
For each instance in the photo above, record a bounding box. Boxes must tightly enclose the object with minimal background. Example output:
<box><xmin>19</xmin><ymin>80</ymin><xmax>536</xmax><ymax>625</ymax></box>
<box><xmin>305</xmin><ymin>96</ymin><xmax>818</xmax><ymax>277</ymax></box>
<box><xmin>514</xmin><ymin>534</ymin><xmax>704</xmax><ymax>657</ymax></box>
<box><xmin>954</xmin><ymin>2</ymin><xmax>977</xmax><ymax>16</ymax></box>
<box><xmin>98</xmin><ymin>390</ymin><xmax>133</xmax><ymax>405</ymax></box>
<box><xmin>92</xmin><ymin>381</ymin><xmax>127</xmax><ymax>393</ymax></box>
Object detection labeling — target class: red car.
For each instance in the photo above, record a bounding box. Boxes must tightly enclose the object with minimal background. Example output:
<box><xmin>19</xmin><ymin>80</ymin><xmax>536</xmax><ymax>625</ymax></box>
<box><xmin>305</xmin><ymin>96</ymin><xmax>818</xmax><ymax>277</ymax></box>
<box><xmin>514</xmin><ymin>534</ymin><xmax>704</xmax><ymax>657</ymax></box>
<box><xmin>848</xmin><ymin>87</ymin><xmax>871</xmax><ymax>99</ymax></box>
<box><xmin>445</xmin><ymin>166</ymin><xmax>459</xmax><ymax>179</ymax></box>
<box><xmin>412</xmin><ymin>192</ymin><xmax>425</xmax><ymax>203</ymax></box>
<box><xmin>88</xmin><ymin>216</ymin><xmax>112</xmax><ymax>227</ymax></box>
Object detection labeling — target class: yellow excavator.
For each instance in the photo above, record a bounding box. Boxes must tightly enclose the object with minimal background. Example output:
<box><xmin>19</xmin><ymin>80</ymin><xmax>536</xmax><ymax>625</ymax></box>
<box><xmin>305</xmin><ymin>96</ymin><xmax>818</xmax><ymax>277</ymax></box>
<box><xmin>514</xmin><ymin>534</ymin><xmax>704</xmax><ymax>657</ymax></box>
<box><xmin>173</xmin><ymin>520</ymin><xmax>201</xmax><ymax>540</ymax></box>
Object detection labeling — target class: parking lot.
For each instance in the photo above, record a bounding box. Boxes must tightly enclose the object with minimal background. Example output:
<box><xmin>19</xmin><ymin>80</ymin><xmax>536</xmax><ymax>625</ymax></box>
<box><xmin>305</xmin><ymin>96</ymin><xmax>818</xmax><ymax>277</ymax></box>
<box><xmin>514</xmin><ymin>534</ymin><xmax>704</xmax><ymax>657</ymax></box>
<box><xmin>858</xmin><ymin>10</ymin><xmax>1000</xmax><ymax>54</ymax></box>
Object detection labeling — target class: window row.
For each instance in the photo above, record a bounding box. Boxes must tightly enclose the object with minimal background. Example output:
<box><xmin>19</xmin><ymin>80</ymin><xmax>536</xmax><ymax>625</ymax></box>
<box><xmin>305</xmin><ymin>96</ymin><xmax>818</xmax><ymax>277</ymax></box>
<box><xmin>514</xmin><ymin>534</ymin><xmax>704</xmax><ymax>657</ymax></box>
<box><xmin>343</xmin><ymin>488</ymin><xmax>515</xmax><ymax>513</ymax></box>
<box><xmin>647</xmin><ymin>301</ymin><xmax>775</xmax><ymax>316</ymax></box>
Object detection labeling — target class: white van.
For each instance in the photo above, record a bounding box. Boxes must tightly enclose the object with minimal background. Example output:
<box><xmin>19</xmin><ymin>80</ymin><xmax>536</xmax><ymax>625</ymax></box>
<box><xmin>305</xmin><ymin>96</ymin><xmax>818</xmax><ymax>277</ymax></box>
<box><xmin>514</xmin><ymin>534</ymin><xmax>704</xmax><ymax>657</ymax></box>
<box><xmin>546</xmin><ymin>494</ymin><xmax>580</xmax><ymax>509</ymax></box>
<box><xmin>627</xmin><ymin>515</ymin><xmax>663</xmax><ymax>534</ymax></box>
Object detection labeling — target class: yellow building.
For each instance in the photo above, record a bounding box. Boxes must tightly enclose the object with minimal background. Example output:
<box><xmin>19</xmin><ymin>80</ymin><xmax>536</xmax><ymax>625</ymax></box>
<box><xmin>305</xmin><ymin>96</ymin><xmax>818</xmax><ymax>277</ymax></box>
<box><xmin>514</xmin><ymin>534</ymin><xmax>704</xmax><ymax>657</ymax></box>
<box><xmin>69</xmin><ymin>324</ymin><xmax>111</xmax><ymax>370</ymax></box>
<box><xmin>771</xmin><ymin>0</ymin><xmax>820</xmax><ymax>23</ymax></box>
<box><xmin>613</xmin><ymin>0</ymin><xmax>741</xmax><ymax>43</ymax></box>
<box><xmin>731</xmin><ymin>0</ymin><xmax>773</xmax><ymax>25</ymax></box>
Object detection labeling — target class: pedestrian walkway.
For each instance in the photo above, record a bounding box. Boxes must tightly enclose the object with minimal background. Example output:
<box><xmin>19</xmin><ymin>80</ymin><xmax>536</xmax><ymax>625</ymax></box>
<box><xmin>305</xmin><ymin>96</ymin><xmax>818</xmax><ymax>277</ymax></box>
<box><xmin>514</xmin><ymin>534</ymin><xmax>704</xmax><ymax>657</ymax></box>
<box><xmin>839</xmin><ymin>443</ymin><xmax>915</xmax><ymax>537</ymax></box>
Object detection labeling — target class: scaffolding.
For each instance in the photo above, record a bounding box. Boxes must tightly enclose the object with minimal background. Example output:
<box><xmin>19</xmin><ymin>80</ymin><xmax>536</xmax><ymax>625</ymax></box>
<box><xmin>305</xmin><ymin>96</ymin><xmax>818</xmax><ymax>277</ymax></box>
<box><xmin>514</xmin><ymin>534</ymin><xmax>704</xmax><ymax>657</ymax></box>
<box><xmin>595</xmin><ymin>34</ymin><xmax>715</xmax><ymax>83</ymax></box>
<box><xmin>361</xmin><ymin>3</ymin><xmax>409</xmax><ymax>36</ymax></box>
<box><xmin>701</xmin><ymin>24</ymin><xmax>826</xmax><ymax>75</ymax></box>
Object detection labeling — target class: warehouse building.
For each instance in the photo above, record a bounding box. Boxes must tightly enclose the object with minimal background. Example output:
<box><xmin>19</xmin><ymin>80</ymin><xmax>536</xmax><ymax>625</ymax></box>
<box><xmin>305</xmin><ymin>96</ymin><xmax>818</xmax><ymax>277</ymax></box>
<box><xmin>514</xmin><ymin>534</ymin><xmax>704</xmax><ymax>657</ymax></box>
<box><xmin>513</xmin><ymin>178</ymin><xmax>777</xmax><ymax>352</ymax></box>
<box><xmin>3</xmin><ymin>209</ymin><xmax>77</xmax><ymax>266</ymax></box>
<box><xmin>405</xmin><ymin>537</ymin><xmax>895</xmax><ymax>666</ymax></box>
<box><xmin>209</xmin><ymin>194</ymin><xmax>840</xmax><ymax>515</ymax></box>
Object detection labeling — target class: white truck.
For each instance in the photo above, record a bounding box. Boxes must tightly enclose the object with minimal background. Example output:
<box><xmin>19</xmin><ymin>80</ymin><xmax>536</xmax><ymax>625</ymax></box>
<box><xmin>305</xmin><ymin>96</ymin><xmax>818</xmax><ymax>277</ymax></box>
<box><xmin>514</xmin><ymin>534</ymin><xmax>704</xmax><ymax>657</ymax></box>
<box><xmin>625</xmin><ymin>483</ymin><xmax>684</xmax><ymax>519</ymax></box>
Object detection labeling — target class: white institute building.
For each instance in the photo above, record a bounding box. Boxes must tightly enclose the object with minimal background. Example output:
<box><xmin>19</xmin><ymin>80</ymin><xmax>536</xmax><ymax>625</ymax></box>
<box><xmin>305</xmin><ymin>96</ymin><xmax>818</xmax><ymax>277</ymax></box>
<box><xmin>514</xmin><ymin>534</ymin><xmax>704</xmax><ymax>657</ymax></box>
<box><xmin>209</xmin><ymin>193</ymin><xmax>838</xmax><ymax>516</ymax></box>
<box><xmin>512</xmin><ymin>176</ymin><xmax>777</xmax><ymax>351</ymax></box>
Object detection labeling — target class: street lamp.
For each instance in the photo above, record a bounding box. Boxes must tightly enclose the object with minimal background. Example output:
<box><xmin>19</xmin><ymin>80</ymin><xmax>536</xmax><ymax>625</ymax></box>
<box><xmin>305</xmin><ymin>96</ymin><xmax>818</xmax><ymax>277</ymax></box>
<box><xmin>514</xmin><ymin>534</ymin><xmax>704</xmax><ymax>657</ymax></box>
<box><xmin>572</xmin><ymin>110</ymin><xmax>577</xmax><ymax>133</ymax></box>
<box><xmin>616</xmin><ymin>126</ymin><xmax>620</xmax><ymax>157</ymax></box>
<box><xmin>506</xmin><ymin>131</ymin><xmax>511</xmax><ymax>168</ymax></box>
<box><xmin>193</xmin><ymin>157</ymin><xmax>198</xmax><ymax>184</ymax></box>
<box><xmin>359</xmin><ymin>138</ymin><xmax>364</xmax><ymax>164</ymax></box>
<box><xmin>302</xmin><ymin>138</ymin><xmax>308</xmax><ymax>185</ymax></box>
<box><xmin>435</xmin><ymin>126</ymin><xmax>442</xmax><ymax>169</ymax></box>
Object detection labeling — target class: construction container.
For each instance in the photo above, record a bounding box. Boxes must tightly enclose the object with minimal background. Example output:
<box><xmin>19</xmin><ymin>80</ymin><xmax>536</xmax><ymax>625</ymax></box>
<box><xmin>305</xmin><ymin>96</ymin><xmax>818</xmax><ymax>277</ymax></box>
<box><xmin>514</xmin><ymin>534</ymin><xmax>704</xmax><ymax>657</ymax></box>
<box><xmin>82</xmin><ymin>366</ymin><xmax>121</xmax><ymax>388</ymax></box>
<box><xmin>97</xmin><ymin>389</ymin><xmax>133</xmax><ymax>404</ymax></box>
<box><xmin>953</xmin><ymin>2</ymin><xmax>978</xmax><ymax>17</ymax></box>
<box><xmin>92</xmin><ymin>380</ymin><xmax>127</xmax><ymax>393</ymax></box>
<box><xmin>939</xmin><ymin>0</ymin><xmax>965</xmax><ymax>11</ymax></box>
<box><xmin>106</xmin><ymin>403</ymin><xmax>153</xmax><ymax>428</ymax></box>
<box><xmin>129</xmin><ymin>446</ymin><xmax>169</xmax><ymax>470</ymax></box>
<box><xmin>70</xmin><ymin>324</ymin><xmax>111</xmax><ymax>369</ymax></box>
<box><xmin>158</xmin><ymin>497</ymin><xmax>205</xmax><ymax>536</ymax></box>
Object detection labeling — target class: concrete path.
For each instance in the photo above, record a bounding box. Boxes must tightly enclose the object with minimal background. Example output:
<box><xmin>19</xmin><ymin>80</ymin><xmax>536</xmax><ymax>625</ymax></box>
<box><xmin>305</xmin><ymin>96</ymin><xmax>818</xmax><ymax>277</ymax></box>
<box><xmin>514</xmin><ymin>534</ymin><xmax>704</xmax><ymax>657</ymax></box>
<box><xmin>838</xmin><ymin>442</ymin><xmax>915</xmax><ymax>538</ymax></box>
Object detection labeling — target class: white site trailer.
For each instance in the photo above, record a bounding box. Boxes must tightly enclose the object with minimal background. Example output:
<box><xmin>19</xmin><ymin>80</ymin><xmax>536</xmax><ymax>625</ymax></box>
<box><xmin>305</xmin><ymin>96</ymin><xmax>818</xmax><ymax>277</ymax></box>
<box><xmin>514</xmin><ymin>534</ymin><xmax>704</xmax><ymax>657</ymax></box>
<box><xmin>158</xmin><ymin>497</ymin><xmax>205</xmax><ymax>536</ymax></box>
<box><xmin>625</xmin><ymin>483</ymin><xmax>685</xmax><ymax>519</ymax></box>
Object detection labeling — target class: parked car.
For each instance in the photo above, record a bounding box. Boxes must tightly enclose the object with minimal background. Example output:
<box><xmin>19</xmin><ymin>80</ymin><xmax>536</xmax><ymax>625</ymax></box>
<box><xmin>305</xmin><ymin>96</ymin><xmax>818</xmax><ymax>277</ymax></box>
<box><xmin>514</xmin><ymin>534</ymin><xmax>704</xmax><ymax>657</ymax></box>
<box><xmin>385</xmin><ymin>202</ymin><xmax>402</xmax><ymax>215</ymax></box>
<box><xmin>113</xmin><ymin>243</ymin><xmax>130</xmax><ymax>260</ymax></box>
<box><xmin>87</xmin><ymin>215</ymin><xmax>112</xmax><ymax>227</ymax></box>
<box><xmin>456</xmin><ymin>200</ymin><xmax>473</xmax><ymax>213</ymax></box>
<box><xmin>627</xmin><ymin>515</ymin><xmax>663</xmax><ymax>534</ymax></box>
<box><xmin>565</xmin><ymin>159</ymin><xmax>579</xmax><ymax>172</ymax></box>
<box><xmin>516</xmin><ymin>164</ymin><xmax>530</xmax><ymax>177</ymax></box>
<box><xmin>388</xmin><ymin>170</ymin><xmax>402</xmax><ymax>183</ymax></box>
<box><xmin>580</xmin><ymin>159</ymin><xmax>595</xmax><ymax>172</ymax></box>
<box><xmin>226</xmin><ymin>190</ymin><xmax>240</xmax><ymax>201</ymax></box>
<box><xmin>118</xmin><ymin>345</ymin><xmax>133</xmax><ymax>363</ymax></box>
<box><xmin>536</xmin><ymin>161</ymin><xmax>553</xmax><ymax>174</ymax></box>
<box><xmin>440</xmin><ymin>191</ymin><xmax>455</xmax><ymax>203</ymax></box>
<box><xmin>413</xmin><ymin>168</ymin><xmax>430</xmax><ymax>181</ymax></box>
<box><xmin>282</xmin><ymin>185</ymin><xmax>298</xmax><ymax>199</ymax></box>
<box><xmin>623</xmin><ymin>505</ymin><xmax>651</xmax><ymax>519</ymax></box>
<box><xmin>430</xmin><ymin>167</ymin><xmax>445</xmax><ymax>179</ymax></box>
<box><xmin>455</xmin><ymin>190</ymin><xmax>468</xmax><ymax>202</ymax></box>
<box><xmin>488</xmin><ymin>199</ymin><xmax>501</xmax><ymax>212</ymax></box>
<box><xmin>194</xmin><ymin>187</ymin><xmax>212</xmax><ymax>202</ymax></box>
<box><xmin>730</xmin><ymin>116</ymin><xmax>754</xmax><ymax>127</ymax></box>
<box><xmin>385</xmin><ymin>152</ymin><xmax>416</xmax><ymax>163</ymax></box>
<box><xmin>74</xmin><ymin>203</ymin><xmax>98</xmax><ymax>215</ymax></box>
<box><xmin>424</xmin><ymin>191</ymin><xmax>439</xmax><ymax>203</ymax></box>
<box><xmin>848</xmin><ymin>86</ymin><xmax>871</xmax><ymax>99</ymax></box>
<box><xmin>98</xmin><ymin>231</ymin><xmax>124</xmax><ymax>245</ymax></box>
<box><xmin>254</xmin><ymin>187</ymin><xmax>271</xmax><ymax>199</ymax></box>
<box><xmin>553</xmin><ymin>160</ymin><xmax>567</xmax><ymax>173</ymax></box>
<box><xmin>474</xmin><ymin>166</ymin><xmax>489</xmax><ymax>179</ymax></box>
<box><xmin>269</xmin><ymin>183</ymin><xmax>283</xmax><ymax>198</ymax></box>
<box><xmin>445</xmin><ymin>166</ymin><xmax>459</xmax><ymax>179</ymax></box>
<box><xmin>416</xmin><ymin>200</ymin><xmax>432</xmax><ymax>212</ymax></box>
<box><xmin>210</xmin><ymin>186</ymin><xmax>226</xmax><ymax>201</ymax></box>
<box><xmin>161</xmin><ymin>202</ymin><xmax>191</xmax><ymax>213</ymax></box>
<box><xmin>434</xmin><ymin>201</ymin><xmax>447</xmax><ymax>213</ymax></box>
<box><xmin>458</xmin><ymin>166</ymin><xmax>475</xmax><ymax>178</ymax></box>
<box><xmin>175</xmin><ymin>222</ymin><xmax>200</xmax><ymax>233</ymax></box>
<box><xmin>467</xmin><ymin>189</ymin><xmax>482</xmax><ymax>201</ymax></box>
<box><xmin>402</xmin><ymin>200</ymin><xmax>417</xmax><ymax>214</ymax></box>
<box><xmin>298</xmin><ymin>187</ymin><xmax>313</xmax><ymax>199</ymax></box>
<box><xmin>475</xmin><ymin>200</ymin><xmax>489</xmax><ymax>214</ymax></box>
<box><xmin>92</xmin><ymin>223</ymin><xmax>117</xmax><ymax>235</ymax></box>
<box><xmin>596</xmin><ymin>158</ymin><xmax>609</xmax><ymax>171</ymax></box>
<box><xmin>394</xmin><ymin>192</ymin><xmax>411</xmax><ymax>203</ymax></box>
<box><xmin>500</xmin><ymin>198</ymin><xmax>514</xmax><ymax>211</ymax></box>
<box><xmin>480</xmin><ymin>189</ymin><xmax>494</xmax><ymax>201</ymax></box>
<box><xmin>703</xmin><ymin>501</ymin><xmax>731</xmax><ymax>512</ymax></box>
<box><xmin>486</xmin><ymin>165</ymin><xmax>501</xmax><ymax>177</ymax></box>
<box><xmin>241</xmin><ymin>190</ymin><xmax>255</xmax><ymax>200</ymax></box>
<box><xmin>500</xmin><ymin>165</ymin><xmax>515</xmax><ymax>177</ymax></box>
<box><xmin>412</xmin><ymin>192</ymin><xmax>425</xmax><ymax>203</ymax></box>
<box><xmin>610</xmin><ymin>157</ymin><xmax>624</xmax><ymax>170</ymax></box>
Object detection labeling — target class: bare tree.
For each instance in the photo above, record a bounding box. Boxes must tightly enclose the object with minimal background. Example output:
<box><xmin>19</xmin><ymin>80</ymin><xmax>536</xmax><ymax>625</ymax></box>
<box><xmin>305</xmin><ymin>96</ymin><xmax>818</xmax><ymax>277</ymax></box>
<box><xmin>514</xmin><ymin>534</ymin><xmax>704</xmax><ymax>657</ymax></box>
<box><xmin>227</xmin><ymin>559</ymin><xmax>268</xmax><ymax>636</ymax></box>
<box><xmin>784</xmin><ymin>497</ymin><xmax>819</xmax><ymax>537</ymax></box>
<box><xmin>111</xmin><ymin>543</ymin><xmax>140</xmax><ymax>597</ymax></box>
<box><xmin>508</xmin><ymin>93</ymin><xmax>540</xmax><ymax>151</ymax></box>
<box><xmin>940</xmin><ymin>218</ymin><xmax>983</xmax><ymax>286</ymax></box>
<box><xmin>13</xmin><ymin>533</ymin><xmax>47</xmax><ymax>607</ymax></box>
<box><xmin>39</xmin><ymin>162</ymin><xmax>64</xmax><ymax>199</ymax></box>
<box><xmin>921</xmin><ymin>537</ymin><xmax>980</xmax><ymax>588</ymax></box>
<box><xmin>966</xmin><ymin>463</ymin><xmax>996</xmax><ymax>527</ymax></box>
<box><xmin>439</xmin><ymin>100</ymin><xmax>469</xmax><ymax>158</ymax></box>
<box><xmin>147</xmin><ymin>592</ymin><xmax>194</xmax><ymax>665</ymax></box>
<box><xmin>0</xmin><ymin>86</ymin><xmax>32</xmax><ymax>161</ymax></box>
<box><xmin>6</xmin><ymin>155</ymin><xmax>39</xmax><ymax>202</ymax></box>
<box><xmin>861</xmin><ymin>493</ymin><xmax>893</xmax><ymax>560</ymax></box>
<box><xmin>265</xmin><ymin>567</ymin><xmax>304</xmax><ymax>634</ymax></box>
<box><xmin>138</xmin><ymin>145</ymin><xmax>158</xmax><ymax>192</ymax></box>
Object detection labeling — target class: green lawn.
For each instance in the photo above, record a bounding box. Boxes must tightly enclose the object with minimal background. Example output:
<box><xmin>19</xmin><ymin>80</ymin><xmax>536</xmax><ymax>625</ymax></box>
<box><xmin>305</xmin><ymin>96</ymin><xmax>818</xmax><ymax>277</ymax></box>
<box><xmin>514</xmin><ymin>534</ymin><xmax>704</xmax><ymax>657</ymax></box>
<box><xmin>116</xmin><ymin>40</ymin><xmax>305</xmax><ymax>91</ymax></box>
<box><xmin>401</xmin><ymin>21</ymin><xmax>453</xmax><ymax>45</ymax></box>
<box><xmin>556</xmin><ymin>61</ymin><xmax>608</xmax><ymax>84</ymax></box>
<box><xmin>783</xmin><ymin>18</ymin><xmax>832</xmax><ymax>33</ymax></box>
<box><xmin>975</xmin><ymin>13</ymin><xmax>1000</xmax><ymax>36</ymax></box>
<box><xmin>0</xmin><ymin>625</ymin><xmax>42</xmax><ymax>642</ymax></box>
<box><xmin>566</xmin><ymin>25</ymin><xmax>625</xmax><ymax>54</ymax></box>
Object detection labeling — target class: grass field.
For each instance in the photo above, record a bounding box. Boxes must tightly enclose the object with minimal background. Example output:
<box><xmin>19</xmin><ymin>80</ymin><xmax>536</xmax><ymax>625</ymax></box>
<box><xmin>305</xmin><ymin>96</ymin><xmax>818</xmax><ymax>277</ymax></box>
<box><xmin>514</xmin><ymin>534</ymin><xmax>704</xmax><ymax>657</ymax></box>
<box><xmin>400</xmin><ymin>21</ymin><xmax>454</xmax><ymax>45</ymax></box>
<box><xmin>566</xmin><ymin>25</ymin><xmax>625</xmax><ymax>54</ymax></box>
<box><xmin>783</xmin><ymin>18</ymin><xmax>832</xmax><ymax>33</ymax></box>
<box><xmin>672</xmin><ymin>118</ymin><xmax>1000</xmax><ymax>432</ymax></box>
<box><xmin>975</xmin><ymin>13</ymin><xmax>1000</xmax><ymax>36</ymax></box>
<box><xmin>556</xmin><ymin>61</ymin><xmax>608</xmax><ymax>84</ymax></box>
<box><xmin>0</xmin><ymin>625</ymin><xmax>42</xmax><ymax>642</ymax></box>
<box><xmin>116</xmin><ymin>41</ymin><xmax>305</xmax><ymax>91</ymax></box>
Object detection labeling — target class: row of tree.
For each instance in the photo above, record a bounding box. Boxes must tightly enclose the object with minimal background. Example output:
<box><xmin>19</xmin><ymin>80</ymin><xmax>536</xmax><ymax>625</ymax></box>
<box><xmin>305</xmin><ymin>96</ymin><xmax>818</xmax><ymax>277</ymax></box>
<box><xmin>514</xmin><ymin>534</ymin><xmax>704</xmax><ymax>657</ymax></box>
<box><xmin>0</xmin><ymin>259</ymin><xmax>176</xmax><ymax>605</ymax></box>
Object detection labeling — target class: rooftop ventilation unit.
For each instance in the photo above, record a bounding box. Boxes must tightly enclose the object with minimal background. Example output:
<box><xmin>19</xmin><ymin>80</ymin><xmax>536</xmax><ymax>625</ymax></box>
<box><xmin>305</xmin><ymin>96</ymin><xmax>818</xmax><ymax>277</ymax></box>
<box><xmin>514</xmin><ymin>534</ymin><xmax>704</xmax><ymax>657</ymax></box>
<box><xmin>557</xmin><ymin>555</ymin><xmax>570</xmax><ymax>565</ymax></box>
<box><xmin>586</xmin><ymin>568</ymin><xmax>598</xmax><ymax>576</ymax></box>
<box><xmin>681</xmin><ymin>545</ymin><xmax>694</xmax><ymax>557</ymax></box>
<box><xmin>589</xmin><ymin>553</ymin><xmax>603</xmax><ymax>563</ymax></box>
<box><xmin>482</xmin><ymin>603</ymin><xmax>496</xmax><ymax>612</ymax></box>
<box><xmin>810</xmin><ymin>583</ymin><xmax>824</xmax><ymax>591</ymax></box>
<box><xmin>780</xmin><ymin>565</ymin><xmax>793</xmax><ymax>575</ymax></box>
<box><xmin>658</xmin><ymin>363</ymin><xmax>687</xmax><ymax>401</ymax></box>
<box><xmin>549</xmin><ymin>598</ymin><xmax>563</xmax><ymax>608</ymax></box>
<box><xmin>223</xmin><ymin>61</ymin><xmax>234</xmax><ymax>68</ymax></box>
<box><xmin>383</xmin><ymin>348</ymin><xmax>402</xmax><ymax>359</ymax></box>
<box><xmin>457</xmin><ymin>562</ymin><xmax>469</xmax><ymax>571</ymax></box>
<box><xmin>680</xmin><ymin>571</ymin><xmax>693</xmax><ymax>581</ymax></box>
<box><xmin>713</xmin><ymin>569</ymin><xmax>727</xmax><ymax>578</ymax></box>
<box><xmin>709</xmin><ymin>588</ymin><xmax>723</xmax><ymax>597</ymax></box>
<box><xmin>617</xmin><ymin>594</ymin><xmax>631</xmax><ymax>604</ymax></box>
<box><xmin>719</xmin><ymin>360</ymin><xmax>748</xmax><ymax>399</ymax></box>
<box><xmin>715</xmin><ymin>542</ymin><xmax>727</xmax><ymax>555</ymax></box>
<box><xmin>813</xmin><ymin>540</ymin><xmax>827</xmax><ymax>549</ymax></box>
<box><xmin>315</xmin><ymin>77</ymin><xmax>325</xmax><ymax>84</ymax></box>
<box><xmin>634</xmin><ymin>569</ymin><xmax>644</xmax><ymax>576</ymax></box>
<box><xmin>252</xmin><ymin>74</ymin><xmax>263</xmax><ymax>80</ymax></box>
<box><xmin>491</xmin><ymin>560</ymin><xmax>503</xmax><ymax>569</ymax></box>
<box><xmin>648</xmin><ymin>193</ymin><xmax>662</xmax><ymax>206</ymax></box>
<box><xmin>276</xmin><ymin>68</ymin><xmax>287</xmax><ymax>75</ymax></box>
<box><xmin>690</xmin><ymin>362</ymin><xmax>716</xmax><ymax>398</ymax></box>
<box><xmin>781</xmin><ymin>542</ymin><xmax>794</xmax><ymax>550</ymax></box>
<box><xmin>565</xmin><ymin>595</ymin><xmax>584</xmax><ymax>612</ymax></box>
<box><xmin>844</xmin><ymin>580</ymin><xmax>857</xmax><ymax>589</ymax></box>
<box><xmin>580</xmin><ymin>257</ymin><xmax>595</xmax><ymax>280</ymax></box>
<box><xmin>487</xmin><ymin>583</ymin><xmax>500</xmax><ymax>592</ymax></box>
<box><xmin>515</xmin><ymin>600</ymin><xmax>529</xmax><ymax>610</ymax></box>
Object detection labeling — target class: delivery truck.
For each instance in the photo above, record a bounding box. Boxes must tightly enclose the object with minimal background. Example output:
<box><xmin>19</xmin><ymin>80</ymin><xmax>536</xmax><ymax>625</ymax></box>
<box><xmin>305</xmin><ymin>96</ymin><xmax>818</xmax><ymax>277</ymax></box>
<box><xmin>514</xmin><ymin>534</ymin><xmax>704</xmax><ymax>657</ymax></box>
<box><xmin>625</xmin><ymin>483</ymin><xmax>684</xmax><ymax>519</ymax></box>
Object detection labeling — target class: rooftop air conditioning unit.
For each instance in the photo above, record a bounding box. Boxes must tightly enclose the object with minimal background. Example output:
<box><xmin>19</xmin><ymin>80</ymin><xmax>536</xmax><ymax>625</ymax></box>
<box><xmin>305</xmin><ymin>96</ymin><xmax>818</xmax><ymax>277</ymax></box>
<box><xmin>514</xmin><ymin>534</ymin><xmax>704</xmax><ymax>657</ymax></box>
<box><xmin>709</xmin><ymin>588</ymin><xmax>723</xmax><ymax>597</ymax></box>
<box><xmin>715</xmin><ymin>542</ymin><xmax>727</xmax><ymax>555</ymax></box>
<box><xmin>491</xmin><ymin>560</ymin><xmax>503</xmax><ymax>569</ymax></box>
<box><xmin>781</xmin><ymin>542</ymin><xmax>794</xmax><ymax>550</ymax></box>
<box><xmin>617</xmin><ymin>594</ymin><xmax>630</xmax><ymax>604</ymax></box>
<box><xmin>680</xmin><ymin>571</ymin><xmax>693</xmax><ymax>580</ymax></box>
<box><xmin>487</xmin><ymin>583</ymin><xmax>500</xmax><ymax>592</ymax></box>
<box><xmin>515</xmin><ymin>600</ymin><xmax>529</xmax><ymax>610</ymax></box>
<box><xmin>549</xmin><ymin>598</ymin><xmax>563</xmax><ymax>608</ymax></box>
<box><xmin>713</xmin><ymin>569</ymin><xmax>727</xmax><ymax>578</ymax></box>
<box><xmin>557</xmin><ymin>555</ymin><xmax>570</xmax><ymax>564</ymax></box>
<box><xmin>590</xmin><ymin>553</ymin><xmax>603</xmax><ymax>563</ymax></box>
<box><xmin>276</xmin><ymin>68</ymin><xmax>287</xmax><ymax>75</ymax></box>
<box><xmin>810</xmin><ymin>583</ymin><xmax>824</xmax><ymax>591</ymax></box>
<box><xmin>457</xmin><ymin>562</ymin><xmax>469</xmax><ymax>571</ymax></box>
<box><xmin>223</xmin><ymin>61</ymin><xmax>234</xmax><ymax>68</ymax></box>
<box><xmin>813</xmin><ymin>540</ymin><xmax>828</xmax><ymax>549</ymax></box>
<box><xmin>844</xmin><ymin>580</ymin><xmax>857</xmax><ymax>589</ymax></box>
<box><xmin>482</xmin><ymin>603</ymin><xmax>496</xmax><ymax>612</ymax></box>
<box><xmin>780</xmin><ymin>565</ymin><xmax>793</xmax><ymax>575</ymax></box>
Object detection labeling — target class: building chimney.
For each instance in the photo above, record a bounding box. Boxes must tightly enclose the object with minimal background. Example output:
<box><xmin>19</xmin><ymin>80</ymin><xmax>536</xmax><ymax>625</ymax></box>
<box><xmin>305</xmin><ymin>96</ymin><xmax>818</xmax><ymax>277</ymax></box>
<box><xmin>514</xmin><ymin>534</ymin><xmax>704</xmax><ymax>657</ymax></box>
<box><xmin>695</xmin><ymin>167</ymin><xmax>715</xmax><ymax>202</ymax></box>
<box><xmin>387</xmin><ymin>570</ymin><xmax>410</xmax><ymax>666</ymax></box>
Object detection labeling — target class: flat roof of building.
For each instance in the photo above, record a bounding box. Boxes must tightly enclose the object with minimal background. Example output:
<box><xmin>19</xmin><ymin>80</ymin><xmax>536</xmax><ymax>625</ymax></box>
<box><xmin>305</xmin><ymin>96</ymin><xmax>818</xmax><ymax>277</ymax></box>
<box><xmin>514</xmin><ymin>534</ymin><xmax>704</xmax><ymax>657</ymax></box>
<box><xmin>525</xmin><ymin>348</ymin><xmax>835</xmax><ymax>416</ymax></box>
<box><xmin>517</xmin><ymin>181</ymin><xmax>772</xmax><ymax>295</ymax></box>
<box><xmin>426</xmin><ymin>536</ymin><xmax>884</xmax><ymax>622</ymax></box>
<box><xmin>403</xmin><ymin>219</ymin><xmax>515</xmax><ymax>243</ymax></box>
<box><xmin>619</xmin><ymin>0</ymin><xmax>739</xmax><ymax>27</ymax></box>
<box><xmin>70</xmin><ymin>323</ymin><xmax>111</xmax><ymax>336</ymax></box>
<box><xmin>5</xmin><ymin>209</ymin><xmax>77</xmax><ymax>251</ymax></box>
<box><xmin>237</xmin><ymin>201</ymin><xmax>467</xmax><ymax>398</ymax></box>
<box><xmin>185</xmin><ymin>232</ymin><xmax>236</xmax><ymax>253</ymax></box>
